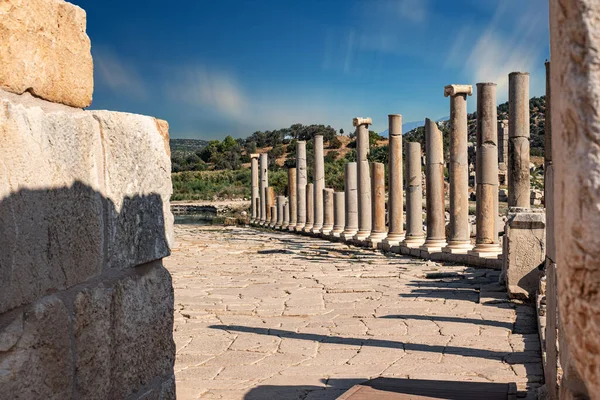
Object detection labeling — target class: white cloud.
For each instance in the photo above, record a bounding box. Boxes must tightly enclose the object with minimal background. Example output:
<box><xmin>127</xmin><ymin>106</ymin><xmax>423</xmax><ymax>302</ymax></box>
<box><xmin>94</xmin><ymin>47</ymin><xmax>148</xmax><ymax>100</ymax></box>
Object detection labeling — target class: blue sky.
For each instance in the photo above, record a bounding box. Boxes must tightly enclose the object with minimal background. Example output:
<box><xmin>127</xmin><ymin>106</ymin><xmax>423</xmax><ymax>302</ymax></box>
<box><xmin>70</xmin><ymin>0</ymin><xmax>550</xmax><ymax>139</ymax></box>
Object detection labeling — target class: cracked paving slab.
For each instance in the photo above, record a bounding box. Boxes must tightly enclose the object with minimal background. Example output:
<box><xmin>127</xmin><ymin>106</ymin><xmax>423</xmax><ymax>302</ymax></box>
<box><xmin>166</xmin><ymin>224</ymin><xmax>543</xmax><ymax>400</ymax></box>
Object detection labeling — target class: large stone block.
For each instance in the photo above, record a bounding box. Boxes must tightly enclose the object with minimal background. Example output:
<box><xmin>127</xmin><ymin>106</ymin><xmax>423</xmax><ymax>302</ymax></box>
<box><xmin>502</xmin><ymin>209</ymin><xmax>546</xmax><ymax>299</ymax></box>
<box><xmin>0</xmin><ymin>0</ymin><xmax>94</xmax><ymax>108</ymax></box>
<box><xmin>0</xmin><ymin>296</ymin><xmax>73</xmax><ymax>399</ymax></box>
<box><xmin>0</xmin><ymin>91</ymin><xmax>173</xmax><ymax>313</ymax></box>
<box><xmin>109</xmin><ymin>261</ymin><xmax>175</xmax><ymax>399</ymax></box>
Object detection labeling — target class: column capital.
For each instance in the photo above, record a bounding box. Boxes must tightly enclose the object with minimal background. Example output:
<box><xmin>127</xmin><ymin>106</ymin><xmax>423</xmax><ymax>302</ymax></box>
<box><xmin>353</xmin><ymin>117</ymin><xmax>372</xmax><ymax>127</ymax></box>
<box><xmin>444</xmin><ymin>84</ymin><xmax>473</xmax><ymax>97</ymax></box>
<box><xmin>250</xmin><ymin>153</ymin><xmax>260</xmax><ymax>159</ymax></box>
<box><xmin>498</xmin><ymin>119</ymin><xmax>509</xmax><ymax>128</ymax></box>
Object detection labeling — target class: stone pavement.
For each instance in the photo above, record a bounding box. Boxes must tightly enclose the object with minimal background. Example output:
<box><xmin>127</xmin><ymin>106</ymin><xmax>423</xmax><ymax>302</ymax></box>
<box><xmin>166</xmin><ymin>224</ymin><xmax>542</xmax><ymax>399</ymax></box>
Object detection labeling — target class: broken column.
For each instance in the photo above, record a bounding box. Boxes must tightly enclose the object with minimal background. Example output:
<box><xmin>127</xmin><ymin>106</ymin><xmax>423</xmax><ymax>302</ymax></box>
<box><xmin>443</xmin><ymin>84</ymin><xmax>473</xmax><ymax>254</ymax></box>
<box><xmin>303</xmin><ymin>183</ymin><xmax>314</xmax><ymax>232</ymax></box>
<box><xmin>311</xmin><ymin>134</ymin><xmax>325</xmax><ymax>234</ymax></box>
<box><xmin>353</xmin><ymin>117</ymin><xmax>372</xmax><ymax>242</ymax></box>
<box><xmin>287</xmin><ymin>168</ymin><xmax>297</xmax><ymax>231</ymax></box>
<box><xmin>259</xmin><ymin>153</ymin><xmax>269</xmax><ymax>225</ymax></box>
<box><xmin>250</xmin><ymin>154</ymin><xmax>259</xmax><ymax>223</ymax></box>
<box><xmin>331</xmin><ymin>191</ymin><xmax>345</xmax><ymax>238</ymax></box>
<box><xmin>508</xmin><ymin>72</ymin><xmax>531</xmax><ymax>208</ymax></box>
<box><xmin>276</xmin><ymin>195</ymin><xmax>285</xmax><ymax>229</ymax></box>
<box><xmin>402</xmin><ymin>142</ymin><xmax>425</xmax><ymax>248</ymax></box>
<box><xmin>269</xmin><ymin>205</ymin><xmax>277</xmax><ymax>228</ymax></box>
<box><xmin>469</xmin><ymin>83</ymin><xmax>502</xmax><ymax>257</ymax></box>
<box><xmin>321</xmin><ymin>188</ymin><xmax>335</xmax><ymax>235</ymax></box>
<box><xmin>366</xmin><ymin>162</ymin><xmax>388</xmax><ymax>247</ymax></box>
<box><xmin>266</xmin><ymin>187</ymin><xmax>275</xmax><ymax>227</ymax></box>
<box><xmin>295</xmin><ymin>141</ymin><xmax>307</xmax><ymax>231</ymax></box>
<box><xmin>283</xmin><ymin>198</ymin><xmax>290</xmax><ymax>230</ymax></box>
<box><xmin>341</xmin><ymin>162</ymin><xmax>359</xmax><ymax>241</ymax></box>
<box><xmin>381</xmin><ymin>114</ymin><xmax>404</xmax><ymax>251</ymax></box>
<box><xmin>420</xmin><ymin>119</ymin><xmax>448</xmax><ymax>252</ymax></box>
<box><xmin>502</xmin><ymin>72</ymin><xmax>545</xmax><ymax>299</ymax></box>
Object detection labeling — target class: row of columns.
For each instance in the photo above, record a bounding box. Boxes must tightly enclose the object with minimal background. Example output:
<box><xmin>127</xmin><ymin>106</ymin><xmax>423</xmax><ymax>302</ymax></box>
<box><xmin>250</xmin><ymin>76</ymin><xmax>532</xmax><ymax>261</ymax></box>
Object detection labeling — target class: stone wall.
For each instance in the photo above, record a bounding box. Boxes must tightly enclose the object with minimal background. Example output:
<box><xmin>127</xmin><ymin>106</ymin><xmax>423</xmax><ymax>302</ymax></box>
<box><xmin>0</xmin><ymin>0</ymin><xmax>176</xmax><ymax>398</ymax></box>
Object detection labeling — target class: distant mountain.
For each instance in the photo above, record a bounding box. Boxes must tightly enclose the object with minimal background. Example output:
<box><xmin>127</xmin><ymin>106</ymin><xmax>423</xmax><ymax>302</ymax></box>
<box><xmin>170</xmin><ymin>138</ymin><xmax>210</xmax><ymax>157</ymax></box>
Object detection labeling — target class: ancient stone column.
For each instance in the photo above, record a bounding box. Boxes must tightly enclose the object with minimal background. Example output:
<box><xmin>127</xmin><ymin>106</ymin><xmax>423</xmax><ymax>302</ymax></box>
<box><xmin>469</xmin><ymin>83</ymin><xmax>502</xmax><ymax>257</ymax></box>
<box><xmin>498</xmin><ymin>120</ymin><xmax>509</xmax><ymax>185</ymax></box>
<box><xmin>443</xmin><ymin>84</ymin><xmax>473</xmax><ymax>254</ymax></box>
<box><xmin>303</xmin><ymin>183</ymin><xmax>314</xmax><ymax>232</ymax></box>
<box><xmin>321</xmin><ymin>188</ymin><xmax>334</xmax><ymax>235</ymax></box>
<box><xmin>259</xmin><ymin>153</ymin><xmax>269</xmax><ymax>224</ymax></box>
<box><xmin>366</xmin><ymin>162</ymin><xmax>387</xmax><ymax>247</ymax></box>
<box><xmin>266</xmin><ymin>187</ymin><xmax>275</xmax><ymax>228</ymax></box>
<box><xmin>276</xmin><ymin>195</ymin><xmax>285</xmax><ymax>229</ymax></box>
<box><xmin>331</xmin><ymin>191</ymin><xmax>345</xmax><ymax>238</ymax></box>
<box><xmin>508</xmin><ymin>72</ymin><xmax>531</xmax><ymax>208</ymax></box>
<box><xmin>250</xmin><ymin>154</ymin><xmax>259</xmax><ymax>223</ymax></box>
<box><xmin>269</xmin><ymin>205</ymin><xmax>277</xmax><ymax>228</ymax></box>
<box><xmin>311</xmin><ymin>135</ymin><xmax>325</xmax><ymax>234</ymax></box>
<box><xmin>341</xmin><ymin>162</ymin><xmax>359</xmax><ymax>241</ymax></box>
<box><xmin>295</xmin><ymin>141</ymin><xmax>307</xmax><ymax>231</ymax></box>
<box><xmin>353</xmin><ymin>117</ymin><xmax>372</xmax><ymax>242</ymax></box>
<box><xmin>381</xmin><ymin>114</ymin><xmax>404</xmax><ymax>251</ymax></box>
<box><xmin>402</xmin><ymin>142</ymin><xmax>425</xmax><ymax>248</ymax></box>
<box><xmin>283</xmin><ymin>198</ymin><xmax>290</xmax><ymax>230</ymax></box>
<box><xmin>420</xmin><ymin>119</ymin><xmax>447</xmax><ymax>252</ymax></box>
<box><xmin>287</xmin><ymin>168</ymin><xmax>297</xmax><ymax>231</ymax></box>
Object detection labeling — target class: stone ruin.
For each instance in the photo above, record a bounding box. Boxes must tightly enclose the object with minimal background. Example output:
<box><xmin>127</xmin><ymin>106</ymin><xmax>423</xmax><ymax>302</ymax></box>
<box><xmin>0</xmin><ymin>0</ymin><xmax>175</xmax><ymax>398</ymax></box>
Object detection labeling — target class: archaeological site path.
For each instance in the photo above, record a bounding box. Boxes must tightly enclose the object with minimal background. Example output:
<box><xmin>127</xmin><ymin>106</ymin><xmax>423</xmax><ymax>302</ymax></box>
<box><xmin>166</xmin><ymin>224</ymin><xmax>542</xmax><ymax>399</ymax></box>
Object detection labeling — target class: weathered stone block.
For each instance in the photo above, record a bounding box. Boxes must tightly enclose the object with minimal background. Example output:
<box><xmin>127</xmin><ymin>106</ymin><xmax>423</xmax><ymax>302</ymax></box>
<box><xmin>109</xmin><ymin>261</ymin><xmax>175</xmax><ymax>399</ymax></box>
<box><xmin>0</xmin><ymin>0</ymin><xmax>94</xmax><ymax>107</ymax></box>
<box><xmin>0</xmin><ymin>296</ymin><xmax>73</xmax><ymax>399</ymax></box>
<box><xmin>502</xmin><ymin>209</ymin><xmax>545</xmax><ymax>299</ymax></box>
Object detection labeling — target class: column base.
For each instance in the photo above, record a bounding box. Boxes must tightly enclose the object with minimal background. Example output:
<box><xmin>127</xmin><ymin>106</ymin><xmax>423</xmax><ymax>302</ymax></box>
<box><xmin>310</xmin><ymin>225</ymin><xmax>324</xmax><ymax>235</ymax></box>
<box><xmin>275</xmin><ymin>224</ymin><xmax>283</xmax><ymax>229</ymax></box>
<box><xmin>442</xmin><ymin>241</ymin><xmax>473</xmax><ymax>254</ymax></box>
<box><xmin>302</xmin><ymin>224</ymin><xmax>314</xmax><ymax>233</ymax></box>
<box><xmin>420</xmin><ymin>239</ymin><xmax>447</xmax><ymax>253</ymax></box>
<box><xmin>401</xmin><ymin>236</ymin><xmax>426</xmax><ymax>248</ymax></box>
<box><xmin>366</xmin><ymin>232</ymin><xmax>388</xmax><ymax>248</ymax></box>
<box><xmin>340</xmin><ymin>230</ymin><xmax>358</xmax><ymax>242</ymax></box>
<box><xmin>330</xmin><ymin>228</ymin><xmax>344</xmax><ymax>238</ymax></box>
<box><xmin>352</xmin><ymin>230</ymin><xmax>371</xmax><ymax>243</ymax></box>
<box><xmin>281</xmin><ymin>223</ymin><xmax>289</xmax><ymax>230</ymax></box>
<box><xmin>468</xmin><ymin>244</ymin><xmax>502</xmax><ymax>258</ymax></box>
<box><xmin>295</xmin><ymin>224</ymin><xmax>306</xmax><ymax>232</ymax></box>
<box><xmin>380</xmin><ymin>233</ymin><xmax>405</xmax><ymax>251</ymax></box>
<box><xmin>287</xmin><ymin>224</ymin><xmax>297</xmax><ymax>232</ymax></box>
<box><xmin>320</xmin><ymin>224</ymin><xmax>334</xmax><ymax>236</ymax></box>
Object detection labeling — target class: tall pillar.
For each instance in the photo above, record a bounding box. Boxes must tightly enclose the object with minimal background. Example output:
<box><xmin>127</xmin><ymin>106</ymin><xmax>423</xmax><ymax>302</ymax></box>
<box><xmin>295</xmin><ymin>141</ymin><xmax>307</xmax><ymax>231</ymax></box>
<box><xmin>420</xmin><ymin>119</ymin><xmax>447</xmax><ymax>252</ymax></box>
<box><xmin>468</xmin><ymin>83</ymin><xmax>502</xmax><ymax>257</ymax></box>
<box><xmin>311</xmin><ymin>135</ymin><xmax>325</xmax><ymax>234</ymax></box>
<box><xmin>276</xmin><ymin>195</ymin><xmax>285</xmax><ymax>229</ymax></box>
<box><xmin>321</xmin><ymin>188</ymin><xmax>334</xmax><ymax>235</ymax></box>
<box><xmin>250</xmin><ymin>154</ymin><xmax>259</xmax><ymax>223</ymax></box>
<box><xmin>443</xmin><ymin>84</ymin><xmax>473</xmax><ymax>254</ymax></box>
<box><xmin>266</xmin><ymin>187</ymin><xmax>275</xmax><ymax>228</ymax></box>
<box><xmin>402</xmin><ymin>142</ymin><xmax>425</xmax><ymax>248</ymax></box>
<box><xmin>303</xmin><ymin>183</ymin><xmax>314</xmax><ymax>232</ymax></box>
<box><xmin>331</xmin><ymin>192</ymin><xmax>345</xmax><ymax>238</ymax></box>
<box><xmin>381</xmin><ymin>114</ymin><xmax>404</xmax><ymax>251</ymax></box>
<box><xmin>508</xmin><ymin>72</ymin><xmax>531</xmax><ymax>208</ymax></box>
<box><xmin>288</xmin><ymin>168</ymin><xmax>297</xmax><ymax>231</ymax></box>
<box><xmin>341</xmin><ymin>162</ymin><xmax>358</xmax><ymax>241</ymax></box>
<box><xmin>353</xmin><ymin>117</ymin><xmax>372</xmax><ymax>241</ymax></box>
<box><xmin>283</xmin><ymin>197</ymin><xmax>290</xmax><ymax>230</ymax></box>
<box><xmin>259</xmin><ymin>153</ymin><xmax>269</xmax><ymax>225</ymax></box>
<box><xmin>366</xmin><ymin>162</ymin><xmax>387</xmax><ymax>247</ymax></box>
<box><xmin>498</xmin><ymin>120</ymin><xmax>509</xmax><ymax>185</ymax></box>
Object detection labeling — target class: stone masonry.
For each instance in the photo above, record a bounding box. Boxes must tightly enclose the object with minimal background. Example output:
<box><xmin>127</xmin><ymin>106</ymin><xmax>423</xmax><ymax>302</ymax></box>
<box><xmin>0</xmin><ymin>1</ymin><xmax>176</xmax><ymax>398</ymax></box>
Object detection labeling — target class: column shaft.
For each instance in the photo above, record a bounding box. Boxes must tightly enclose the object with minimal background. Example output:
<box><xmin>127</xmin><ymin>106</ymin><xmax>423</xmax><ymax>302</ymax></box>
<box><xmin>311</xmin><ymin>135</ymin><xmax>325</xmax><ymax>233</ymax></box>
<box><xmin>287</xmin><ymin>168</ymin><xmax>297</xmax><ymax>230</ymax></box>
<box><xmin>296</xmin><ymin>141</ymin><xmax>307</xmax><ymax>231</ymax></box>
<box><xmin>332</xmin><ymin>191</ymin><xmax>345</xmax><ymax>237</ymax></box>
<box><xmin>403</xmin><ymin>142</ymin><xmax>425</xmax><ymax>247</ymax></box>
<box><xmin>508</xmin><ymin>72</ymin><xmax>531</xmax><ymax>208</ymax></box>
<box><xmin>259</xmin><ymin>153</ymin><xmax>269</xmax><ymax>224</ymax></box>
<box><xmin>304</xmin><ymin>183</ymin><xmax>314</xmax><ymax>232</ymax></box>
<box><xmin>276</xmin><ymin>195</ymin><xmax>285</xmax><ymax>228</ymax></box>
<box><xmin>250</xmin><ymin>155</ymin><xmax>259</xmax><ymax>222</ymax></box>
<box><xmin>470</xmin><ymin>83</ymin><xmax>501</xmax><ymax>256</ymax></box>
<box><xmin>366</xmin><ymin>162</ymin><xmax>387</xmax><ymax>246</ymax></box>
<box><xmin>321</xmin><ymin>188</ymin><xmax>334</xmax><ymax>235</ymax></box>
<box><xmin>421</xmin><ymin>118</ymin><xmax>447</xmax><ymax>251</ymax></box>
<box><xmin>383</xmin><ymin>114</ymin><xmax>404</xmax><ymax>246</ymax></box>
<box><xmin>283</xmin><ymin>198</ymin><xmax>290</xmax><ymax>229</ymax></box>
<box><xmin>355</xmin><ymin>124</ymin><xmax>372</xmax><ymax>240</ymax></box>
<box><xmin>341</xmin><ymin>162</ymin><xmax>358</xmax><ymax>240</ymax></box>
<box><xmin>266</xmin><ymin>187</ymin><xmax>275</xmax><ymax>227</ymax></box>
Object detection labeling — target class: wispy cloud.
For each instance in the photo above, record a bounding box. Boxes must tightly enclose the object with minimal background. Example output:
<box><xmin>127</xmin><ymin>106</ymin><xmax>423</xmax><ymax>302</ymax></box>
<box><xmin>445</xmin><ymin>1</ymin><xmax>548</xmax><ymax>97</ymax></box>
<box><xmin>94</xmin><ymin>47</ymin><xmax>148</xmax><ymax>100</ymax></box>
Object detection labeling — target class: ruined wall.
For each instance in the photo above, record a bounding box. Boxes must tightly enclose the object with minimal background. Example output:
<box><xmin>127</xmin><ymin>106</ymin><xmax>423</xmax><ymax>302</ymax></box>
<box><xmin>550</xmin><ymin>0</ymin><xmax>600</xmax><ymax>397</ymax></box>
<box><xmin>0</xmin><ymin>0</ymin><xmax>176</xmax><ymax>398</ymax></box>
